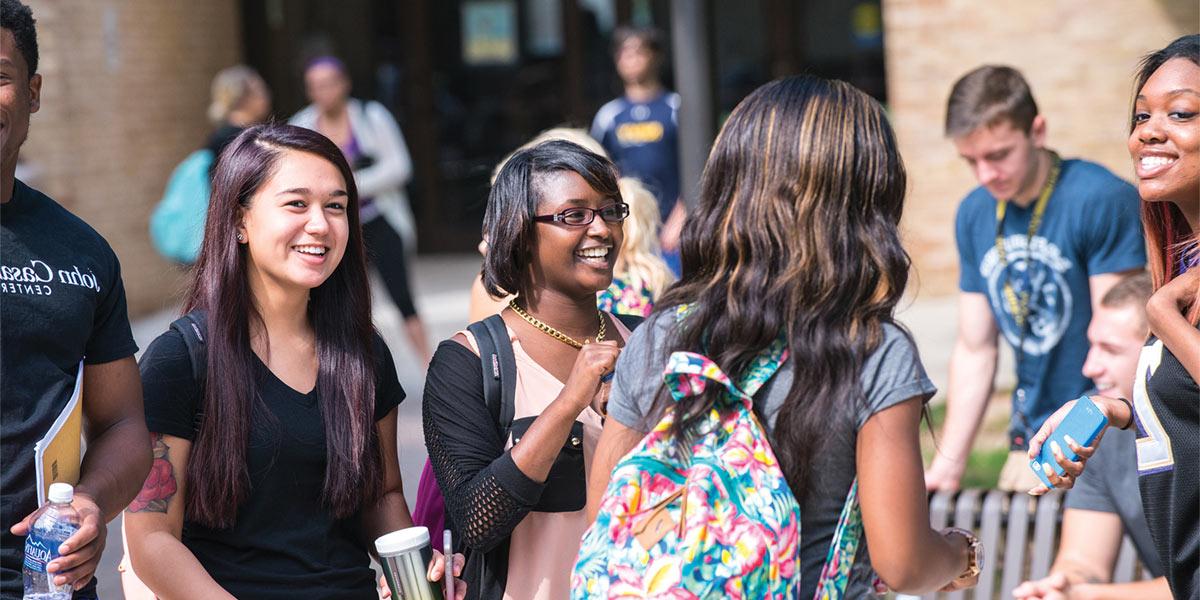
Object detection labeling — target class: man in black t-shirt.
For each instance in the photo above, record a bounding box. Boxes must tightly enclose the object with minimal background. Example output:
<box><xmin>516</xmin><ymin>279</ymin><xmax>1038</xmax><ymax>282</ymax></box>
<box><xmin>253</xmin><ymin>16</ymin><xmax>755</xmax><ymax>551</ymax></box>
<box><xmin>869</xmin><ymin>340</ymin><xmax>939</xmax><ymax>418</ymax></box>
<box><xmin>0</xmin><ymin>1</ymin><xmax>151</xmax><ymax>597</ymax></box>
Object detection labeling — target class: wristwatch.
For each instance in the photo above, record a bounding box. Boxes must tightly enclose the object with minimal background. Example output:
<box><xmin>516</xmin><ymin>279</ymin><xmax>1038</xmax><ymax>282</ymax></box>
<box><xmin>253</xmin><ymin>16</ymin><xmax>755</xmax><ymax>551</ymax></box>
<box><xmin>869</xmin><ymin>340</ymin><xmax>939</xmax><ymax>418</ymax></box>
<box><xmin>943</xmin><ymin>527</ymin><xmax>983</xmax><ymax>579</ymax></box>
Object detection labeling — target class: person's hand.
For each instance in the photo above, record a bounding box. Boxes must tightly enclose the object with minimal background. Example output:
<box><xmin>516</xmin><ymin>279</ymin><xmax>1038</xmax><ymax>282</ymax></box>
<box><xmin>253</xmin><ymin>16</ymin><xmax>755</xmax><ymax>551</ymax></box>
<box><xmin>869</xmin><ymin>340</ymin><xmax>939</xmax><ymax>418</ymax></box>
<box><xmin>924</xmin><ymin>453</ymin><xmax>965</xmax><ymax>492</ymax></box>
<box><xmin>1012</xmin><ymin>572</ymin><xmax>1102</xmax><ymax>599</ymax></box>
<box><xmin>562</xmin><ymin>340</ymin><xmax>621</xmax><ymax>416</ymax></box>
<box><xmin>938</xmin><ymin>529</ymin><xmax>980</xmax><ymax>592</ymax></box>
<box><xmin>10</xmin><ymin>492</ymin><xmax>106</xmax><ymax>590</ymax></box>
<box><xmin>1148</xmin><ymin>267</ymin><xmax>1199</xmax><ymax>331</ymax></box>
<box><xmin>1013</xmin><ymin>572</ymin><xmax>1069</xmax><ymax>599</ymax></box>
<box><xmin>1025</xmin><ymin>399</ymin><xmax>1110</xmax><ymax>496</ymax></box>
<box><xmin>377</xmin><ymin>551</ymin><xmax>466</xmax><ymax>599</ymax></box>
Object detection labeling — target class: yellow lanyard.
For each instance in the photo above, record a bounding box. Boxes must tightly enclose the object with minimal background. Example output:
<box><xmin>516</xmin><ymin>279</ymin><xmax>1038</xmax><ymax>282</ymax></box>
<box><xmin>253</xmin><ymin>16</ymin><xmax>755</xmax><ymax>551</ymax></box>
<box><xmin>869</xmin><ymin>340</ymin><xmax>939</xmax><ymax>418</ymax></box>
<box><xmin>994</xmin><ymin>151</ymin><xmax>1061</xmax><ymax>333</ymax></box>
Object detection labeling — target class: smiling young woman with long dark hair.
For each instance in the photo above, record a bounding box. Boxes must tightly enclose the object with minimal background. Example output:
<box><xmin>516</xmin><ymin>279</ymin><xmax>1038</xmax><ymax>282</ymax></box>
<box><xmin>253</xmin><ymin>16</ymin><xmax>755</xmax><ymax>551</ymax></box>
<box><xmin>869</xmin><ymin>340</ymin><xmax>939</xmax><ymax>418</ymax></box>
<box><xmin>124</xmin><ymin>123</ymin><xmax>462</xmax><ymax>600</ymax></box>
<box><xmin>587</xmin><ymin>75</ymin><xmax>982</xmax><ymax>597</ymax></box>
<box><xmin>1028</xmin><ymin>35</ymin><xmax>1199</xmax><ymax>599</ymax></box>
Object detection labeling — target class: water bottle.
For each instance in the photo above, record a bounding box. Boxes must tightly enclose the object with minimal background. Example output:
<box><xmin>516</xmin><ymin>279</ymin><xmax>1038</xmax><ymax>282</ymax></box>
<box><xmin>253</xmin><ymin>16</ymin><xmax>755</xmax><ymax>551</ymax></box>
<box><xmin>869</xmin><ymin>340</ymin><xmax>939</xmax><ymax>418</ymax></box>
<box><xmin>23</xmin><ymin>483</ymin><xmax>80</xmax><ymax>600</ymax></box>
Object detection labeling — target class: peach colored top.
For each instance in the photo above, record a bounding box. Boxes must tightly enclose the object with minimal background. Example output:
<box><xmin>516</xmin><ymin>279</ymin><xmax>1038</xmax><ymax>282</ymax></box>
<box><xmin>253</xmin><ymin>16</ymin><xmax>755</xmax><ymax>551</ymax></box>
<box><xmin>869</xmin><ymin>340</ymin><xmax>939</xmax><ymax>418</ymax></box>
<box><xmin>463</xmin><ymin>319</ymin><xmax>630</xmax><ymax>600</ymax></box>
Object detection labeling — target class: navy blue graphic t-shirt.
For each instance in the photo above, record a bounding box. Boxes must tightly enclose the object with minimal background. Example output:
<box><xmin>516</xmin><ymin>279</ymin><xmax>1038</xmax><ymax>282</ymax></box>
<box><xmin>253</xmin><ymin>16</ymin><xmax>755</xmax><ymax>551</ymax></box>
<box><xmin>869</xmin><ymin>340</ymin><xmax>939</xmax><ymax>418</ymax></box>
<box><xmin>955</xmin><ymin>158</ymin><xmax>1144</xmax><ymax>448</ymax></box>
<box><xmin>591</xmin><ymin>91</ymin><xmax>681</xmax><ymax>222</ymax></box>
<box><xmin>0</xmin><ymin>180</ymin><xmax>138</xmax><ymax>597</ymax></box>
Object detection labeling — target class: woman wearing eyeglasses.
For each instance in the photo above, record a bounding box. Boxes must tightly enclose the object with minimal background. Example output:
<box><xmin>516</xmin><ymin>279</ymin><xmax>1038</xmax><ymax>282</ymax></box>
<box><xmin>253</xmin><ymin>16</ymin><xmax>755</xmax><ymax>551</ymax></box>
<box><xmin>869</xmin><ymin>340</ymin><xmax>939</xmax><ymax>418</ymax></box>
<box><xmin>422</xmin><ymin>140</ymin><xmax>632</xmax><ymax>600</ymax></box>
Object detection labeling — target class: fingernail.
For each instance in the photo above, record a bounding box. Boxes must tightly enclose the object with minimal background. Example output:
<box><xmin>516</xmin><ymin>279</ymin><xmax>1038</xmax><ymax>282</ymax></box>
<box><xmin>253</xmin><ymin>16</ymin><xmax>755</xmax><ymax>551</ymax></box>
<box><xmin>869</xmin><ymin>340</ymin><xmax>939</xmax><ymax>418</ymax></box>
<box><xmin>1050</xmin><ymin>441</ymin><xmax>1062</xmax><ymax>457</ymax></box>
<box><xmin>59</xmin><ymin>544</ymin><xmax>69</xmax><ymax>553</ymax></box>
<box><xmin>1064</xmin><ymin>435</ymin><xmax>1077</xmax><ymax>447</ymax></box>
<box><xmin>1042</xmin><ymin>462</ymin><xmax>1053</xmax><ymax>474</ymax></box>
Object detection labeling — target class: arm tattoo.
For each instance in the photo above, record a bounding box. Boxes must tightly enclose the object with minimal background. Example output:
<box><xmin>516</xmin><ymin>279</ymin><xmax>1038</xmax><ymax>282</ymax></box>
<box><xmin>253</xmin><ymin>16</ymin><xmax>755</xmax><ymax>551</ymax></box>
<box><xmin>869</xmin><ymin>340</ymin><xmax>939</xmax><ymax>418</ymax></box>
<box><xmin>127</xmin><ymin>433</ymin><xmax>179</xmax><ymax>513</ymax></box>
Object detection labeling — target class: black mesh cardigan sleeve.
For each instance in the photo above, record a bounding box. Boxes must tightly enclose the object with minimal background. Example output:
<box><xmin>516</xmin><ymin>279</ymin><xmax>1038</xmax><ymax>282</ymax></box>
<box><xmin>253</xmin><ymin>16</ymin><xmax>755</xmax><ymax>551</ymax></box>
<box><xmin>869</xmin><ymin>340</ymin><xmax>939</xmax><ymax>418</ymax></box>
<box><xmin>422</xmin><ymin>339</ymin><xmax>547</xmax><ymax>553</ymax></box>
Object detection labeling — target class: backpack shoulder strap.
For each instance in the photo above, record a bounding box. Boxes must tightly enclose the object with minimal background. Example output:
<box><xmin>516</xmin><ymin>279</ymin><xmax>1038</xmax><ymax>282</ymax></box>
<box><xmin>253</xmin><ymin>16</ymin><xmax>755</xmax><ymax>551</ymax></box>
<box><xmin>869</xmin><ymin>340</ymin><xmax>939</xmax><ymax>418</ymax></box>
<box><xmin>466</xmin><ymin>314</ymin><xmax>518</xmax><ymax>443</ymax></box>
<box><xmin>168</xmin><ymin>310</ymin><xmax>208</xmax><ymax>433</ymax></box>
<box><xmin>168</xmin><ymin>310</ymin><xmax>208</xmax><ymax>386</ymax></box>
<box><xmin>613</xmin><ymin>312</ymin><xmax>645</xmax><ymax>331</ymax></box>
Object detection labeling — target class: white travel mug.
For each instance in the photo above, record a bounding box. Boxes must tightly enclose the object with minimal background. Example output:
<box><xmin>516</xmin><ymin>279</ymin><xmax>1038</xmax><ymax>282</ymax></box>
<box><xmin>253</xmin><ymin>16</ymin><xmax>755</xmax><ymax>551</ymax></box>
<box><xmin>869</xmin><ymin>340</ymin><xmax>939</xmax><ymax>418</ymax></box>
<box><xmin>375</xmin><ymin>526</ymin><xmax>441</xmax><ymax>600</ymax></box>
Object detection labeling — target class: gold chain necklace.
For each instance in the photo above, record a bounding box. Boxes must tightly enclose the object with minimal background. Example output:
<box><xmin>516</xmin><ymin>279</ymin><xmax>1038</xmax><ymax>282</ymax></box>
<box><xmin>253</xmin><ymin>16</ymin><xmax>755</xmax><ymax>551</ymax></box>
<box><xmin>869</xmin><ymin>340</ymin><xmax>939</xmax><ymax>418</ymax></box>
<box><xmin>508</xmin><ymin>299</ymin><xmax>605</xmax><ymax>350</ymax></box>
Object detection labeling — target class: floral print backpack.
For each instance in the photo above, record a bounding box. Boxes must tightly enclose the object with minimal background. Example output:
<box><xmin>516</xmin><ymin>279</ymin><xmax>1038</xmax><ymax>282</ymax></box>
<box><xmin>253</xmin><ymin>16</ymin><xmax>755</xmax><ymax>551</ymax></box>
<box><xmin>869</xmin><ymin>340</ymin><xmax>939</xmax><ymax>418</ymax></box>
<box><xmin>572</xmin><ymin>334</ymin><xmax>869</xmax><ymax>599</ymax></box>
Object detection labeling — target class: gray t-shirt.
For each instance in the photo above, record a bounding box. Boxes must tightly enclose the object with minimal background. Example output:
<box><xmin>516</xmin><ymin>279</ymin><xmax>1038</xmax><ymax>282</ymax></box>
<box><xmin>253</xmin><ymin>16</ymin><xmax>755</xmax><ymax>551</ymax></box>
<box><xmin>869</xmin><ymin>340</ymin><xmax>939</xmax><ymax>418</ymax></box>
<box><xmin>1063</xmin><ymin>425</ymin><xmax>1164</xmax><ymax>576</ymax></box>
<box><xmin>607</xmin><ymin>312</ymin><xmax>937</xmax><ymax>599</ymax></box>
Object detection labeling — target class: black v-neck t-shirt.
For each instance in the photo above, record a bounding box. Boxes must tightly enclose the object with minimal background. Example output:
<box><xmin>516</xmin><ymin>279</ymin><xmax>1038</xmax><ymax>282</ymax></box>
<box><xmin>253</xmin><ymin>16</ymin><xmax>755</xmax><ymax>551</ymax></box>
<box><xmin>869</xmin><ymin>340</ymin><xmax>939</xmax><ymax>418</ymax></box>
<box><xmin>139</xmin><ymin>328</ymin><xmax>404</xmax><ymax>600</ymax></box>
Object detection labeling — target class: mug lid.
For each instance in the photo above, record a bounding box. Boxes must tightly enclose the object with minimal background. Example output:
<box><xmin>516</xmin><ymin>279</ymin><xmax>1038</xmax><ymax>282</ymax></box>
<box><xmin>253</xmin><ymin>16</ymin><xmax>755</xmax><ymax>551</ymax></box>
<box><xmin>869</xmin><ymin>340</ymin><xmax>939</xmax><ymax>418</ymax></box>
<box><xmin>375</xmin><ymin>526</ymin><xmax>430</xmax><ymax>556</ymax></box>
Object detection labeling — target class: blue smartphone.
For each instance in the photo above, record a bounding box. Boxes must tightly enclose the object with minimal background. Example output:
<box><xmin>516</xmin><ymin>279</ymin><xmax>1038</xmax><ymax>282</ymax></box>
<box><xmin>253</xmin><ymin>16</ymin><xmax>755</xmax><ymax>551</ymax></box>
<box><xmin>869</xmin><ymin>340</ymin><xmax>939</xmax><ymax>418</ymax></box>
<box><xmin>1030</xmin><ymin>395</ymin><xmax>1108</xmax><ymax>488</ymax></box>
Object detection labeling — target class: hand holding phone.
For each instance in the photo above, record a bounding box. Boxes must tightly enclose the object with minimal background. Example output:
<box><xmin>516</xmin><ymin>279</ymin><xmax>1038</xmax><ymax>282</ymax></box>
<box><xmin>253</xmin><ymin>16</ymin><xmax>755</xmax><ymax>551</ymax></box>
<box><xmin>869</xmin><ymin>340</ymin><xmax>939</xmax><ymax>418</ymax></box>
<box><xmin>1028</xmin><ymin>396</ymin><xmax>1108</xmax><ymax>489</ymax></box>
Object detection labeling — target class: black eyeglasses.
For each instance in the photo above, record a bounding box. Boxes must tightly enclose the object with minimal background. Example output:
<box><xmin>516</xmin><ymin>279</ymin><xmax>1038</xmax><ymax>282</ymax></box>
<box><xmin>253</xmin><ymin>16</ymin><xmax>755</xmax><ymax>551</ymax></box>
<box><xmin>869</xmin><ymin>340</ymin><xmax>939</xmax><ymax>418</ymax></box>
<box><xmin>533</xmin><ymin>203</ymin><xmax>629</xmax><ymax>226</ymax></box>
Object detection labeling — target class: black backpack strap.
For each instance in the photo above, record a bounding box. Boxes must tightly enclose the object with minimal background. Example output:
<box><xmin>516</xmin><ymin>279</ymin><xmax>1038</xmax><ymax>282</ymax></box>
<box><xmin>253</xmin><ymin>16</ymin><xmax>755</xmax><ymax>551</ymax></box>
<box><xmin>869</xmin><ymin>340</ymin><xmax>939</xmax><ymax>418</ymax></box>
<box><xmin>168</xmin><ymin>310</ymin><xmax>208</xmax><ymax>432</ymax></box>
<box><xmin>168</xmin><ymin>310</ymin><xmax>208</xmax><ymax>384</ymax></box>
<box><xmin>466</xmin><ymin>314</ymin><xmax>518</xmax><ymax>443</ymax></box>
<box><xmin>613</xmin><ymin>313</ymin><xmax>645</xmax><ymax>331</ymax></box>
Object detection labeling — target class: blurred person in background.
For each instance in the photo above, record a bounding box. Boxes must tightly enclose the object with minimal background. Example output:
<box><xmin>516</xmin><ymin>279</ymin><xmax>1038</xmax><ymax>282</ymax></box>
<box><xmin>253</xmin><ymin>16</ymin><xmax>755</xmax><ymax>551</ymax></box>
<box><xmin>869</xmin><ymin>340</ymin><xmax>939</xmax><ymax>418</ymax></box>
<box><xmin>1</xmin><ymin>0</ymin><xmax>152</xmax><ymax>596</ymax></box>
<box><xmin>204</xmin><ymin>65</ymin><xmax>272</xmax><ymax>170</ymax></box>
<box><xmin>125</xmin><ymin>124</ymin><xmax>464</xmax><ymax>600</ymax></box>
<box><xmin>1014</xmin><ymin>272</ymin><xmax>1170</xmax><ymax>600</ymax></box>
<box><xmin>591</xmin><ymin>26</ymin><xmax>685</xmax><ymax>275</ymax></box>
<box><xmin>1029</xmin><ymin>34</ymin><xmax>1199</xmax><ymax>600</ymax></box>
<box><xmin>595</xmin><ymin>177</ymin><xmax>674</xmax><ymax>317</ymax></box>
<box><xmin>149</xmin><ymin>65</ymin><xmax>272</xmax><ymax>266</ymax></box>
<box><xmin>291</xmin><ymin>56</ymin><xmax>431</xmax><ymax>364</ymax></box>
<box><xmin>925</xmin><ymin>65</ymin><xmax>1145</xmax><ymax>493</ymax></box>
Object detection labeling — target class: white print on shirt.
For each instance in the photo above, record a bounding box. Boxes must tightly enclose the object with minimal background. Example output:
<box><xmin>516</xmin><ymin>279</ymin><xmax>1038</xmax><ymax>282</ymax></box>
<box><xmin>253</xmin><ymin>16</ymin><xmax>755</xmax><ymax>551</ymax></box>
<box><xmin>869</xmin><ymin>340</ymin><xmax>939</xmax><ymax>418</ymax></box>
<box><xmin>979</xmin><ymin>234</ymin><xmax>1074</xmax><ymax>357</ymax></box>
<box><xmin>1133</xmin><ymin>340</ymin><xmax>1174</xmax><ymax>475</ymax></box>
<box><xmin>0</xmin><ymin>259</ymin><xmax>102</xmax><ymax>297</ymax></box>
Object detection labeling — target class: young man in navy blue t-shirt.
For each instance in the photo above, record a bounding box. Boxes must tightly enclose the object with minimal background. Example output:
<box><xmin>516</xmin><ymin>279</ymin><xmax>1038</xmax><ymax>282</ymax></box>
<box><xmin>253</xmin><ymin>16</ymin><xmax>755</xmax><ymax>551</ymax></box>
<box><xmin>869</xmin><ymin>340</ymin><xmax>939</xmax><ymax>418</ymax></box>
<box><xmin>924</xmin><ymin>65</ymin><xmax>1146</xmax><ymax>493</ymax></box>
<box><xmin>591</xmin><ymin>26</ymin><xmax>683</xmax><ymax>273</ymax></box>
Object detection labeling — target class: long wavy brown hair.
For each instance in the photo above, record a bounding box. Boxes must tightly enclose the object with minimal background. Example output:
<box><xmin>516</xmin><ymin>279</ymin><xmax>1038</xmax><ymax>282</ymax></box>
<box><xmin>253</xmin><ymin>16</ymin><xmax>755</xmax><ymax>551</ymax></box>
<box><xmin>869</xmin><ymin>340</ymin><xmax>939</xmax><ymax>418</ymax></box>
<box><xmin>654</xmin><ymin>75</ymin><xmax>912</xmax><ymax>498</ymax></box>
<box><xmin>183</xmin><ymin>124</ymin><xmax>381</xmax><ymax>527</ymax></box>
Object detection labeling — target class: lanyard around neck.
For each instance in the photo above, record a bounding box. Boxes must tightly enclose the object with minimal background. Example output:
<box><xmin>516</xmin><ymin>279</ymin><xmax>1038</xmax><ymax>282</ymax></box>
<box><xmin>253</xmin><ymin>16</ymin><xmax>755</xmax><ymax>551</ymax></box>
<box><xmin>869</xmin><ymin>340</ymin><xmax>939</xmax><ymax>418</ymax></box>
<box><xmin>994</xmin><ymin>151</ymin><xmax>1062</xmax><ymax>335</ymax></box>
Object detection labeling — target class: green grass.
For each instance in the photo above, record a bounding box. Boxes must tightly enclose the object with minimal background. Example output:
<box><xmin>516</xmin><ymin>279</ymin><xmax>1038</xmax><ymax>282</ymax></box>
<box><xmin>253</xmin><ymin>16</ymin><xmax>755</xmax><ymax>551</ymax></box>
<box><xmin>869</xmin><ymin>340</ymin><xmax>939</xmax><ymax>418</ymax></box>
<box><xmin>921</xmin><ymin>397</ymin><xmax>1010</xmax><ymax>489</ymax></box>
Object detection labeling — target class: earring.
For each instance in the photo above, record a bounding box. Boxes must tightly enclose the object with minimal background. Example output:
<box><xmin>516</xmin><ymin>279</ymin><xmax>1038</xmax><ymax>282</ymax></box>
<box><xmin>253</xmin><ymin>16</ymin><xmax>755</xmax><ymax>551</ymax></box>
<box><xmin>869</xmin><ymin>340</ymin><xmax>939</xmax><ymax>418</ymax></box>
<box><xmin>236</xmin><ymin>233</ymin><xmax>246</xmax><ymax>243</ymax></box>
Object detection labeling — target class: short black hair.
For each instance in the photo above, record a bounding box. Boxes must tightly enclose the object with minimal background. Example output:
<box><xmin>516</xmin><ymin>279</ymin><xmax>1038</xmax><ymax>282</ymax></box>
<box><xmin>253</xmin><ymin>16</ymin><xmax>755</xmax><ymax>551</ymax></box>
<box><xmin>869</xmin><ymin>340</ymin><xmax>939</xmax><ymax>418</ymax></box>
<box><xmin>482</xmin><ymin>140</ymin><xmax>621</xmax><ymax>298</ymax></box>
<box><xmin>1</xmin><ymin>0</ymin><xmax>38</xmax><ymax>77</ymax></box>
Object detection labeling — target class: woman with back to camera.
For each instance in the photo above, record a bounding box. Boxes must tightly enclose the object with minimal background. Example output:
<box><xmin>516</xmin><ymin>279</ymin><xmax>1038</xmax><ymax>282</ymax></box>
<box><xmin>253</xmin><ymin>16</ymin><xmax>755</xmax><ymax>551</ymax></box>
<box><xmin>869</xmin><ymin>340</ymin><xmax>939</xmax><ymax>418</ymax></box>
<box><xmin>586</xmin><ymin>75</ymin><xmax>982</xmax><ymax>597</ymax></box>
<box><xmin>291</xmin><ymin>56</ymin><xmax>432</xmax><ymax>364</ymax></box>
<box><xmin>423</xmin><ymin>140</ymin><xmax>634</xmax><ymax>600</ymax></box>
<box><xmin>125</xmin><ymin>124</ymin><xmax>463</xmax><ymax>599</ymax></box>
<box><xmin>1028</xmin><ymin>34</ymin><xmax>1199</xmax><ymax>600</ymax></box>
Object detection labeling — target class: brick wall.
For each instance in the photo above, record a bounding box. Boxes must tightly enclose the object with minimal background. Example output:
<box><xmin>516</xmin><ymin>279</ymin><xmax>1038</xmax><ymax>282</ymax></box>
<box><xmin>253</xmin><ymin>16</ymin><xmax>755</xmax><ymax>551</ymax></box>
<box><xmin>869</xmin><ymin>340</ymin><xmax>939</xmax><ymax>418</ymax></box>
<box><xmin>883</xmin><ymin>0</ymin><xmax>1198</xmax><ymax>297</ymax></box>
<box><xmin>20</xmin><ymin>0</ymin><xmax>241</xmax><ymax>316</ymax></box>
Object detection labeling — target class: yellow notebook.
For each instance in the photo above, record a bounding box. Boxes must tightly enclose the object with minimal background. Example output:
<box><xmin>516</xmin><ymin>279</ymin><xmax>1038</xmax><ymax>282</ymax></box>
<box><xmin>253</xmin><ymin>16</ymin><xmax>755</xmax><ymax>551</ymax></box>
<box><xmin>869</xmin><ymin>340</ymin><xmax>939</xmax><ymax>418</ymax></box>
<box><xmin>35</xmin><ymin>361</ymin><xmax>84</xmax><ymax>505</ymax></box>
